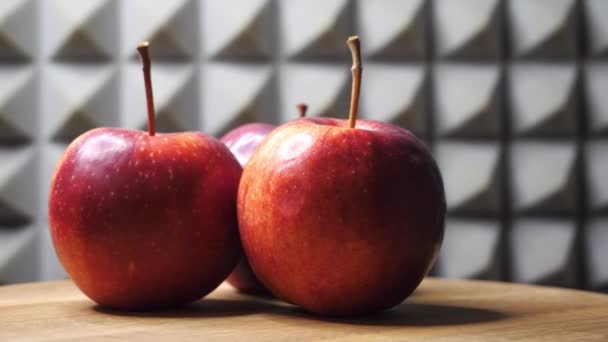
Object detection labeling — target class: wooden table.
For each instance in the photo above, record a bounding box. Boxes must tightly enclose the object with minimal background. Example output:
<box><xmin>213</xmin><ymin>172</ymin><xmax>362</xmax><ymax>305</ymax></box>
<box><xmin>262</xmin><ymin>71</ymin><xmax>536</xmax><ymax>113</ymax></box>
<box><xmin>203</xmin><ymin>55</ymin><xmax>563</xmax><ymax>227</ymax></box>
<box><xmin>1</xmin><ymin>278</ymin><xmax>607</xmax><ymax>341</ymax></box>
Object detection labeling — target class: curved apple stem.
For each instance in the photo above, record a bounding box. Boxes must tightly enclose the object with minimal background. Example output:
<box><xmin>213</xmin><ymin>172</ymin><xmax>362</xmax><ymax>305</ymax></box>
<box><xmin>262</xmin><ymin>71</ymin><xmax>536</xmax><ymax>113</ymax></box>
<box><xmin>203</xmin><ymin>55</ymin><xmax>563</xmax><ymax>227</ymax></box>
<box><xmin>137</xmin><ymin>41</ymin><xmax>156</xmax><ymax>136</ymax></box>
<box><xmin>347</xmin><ymin>36</ymin><xmax>362</xmax><ymax>129</ymax></box>
<box><xmin>296</xmin><ymin>104</ymin><xmax>308</xmax><ymax>118</ymax></box>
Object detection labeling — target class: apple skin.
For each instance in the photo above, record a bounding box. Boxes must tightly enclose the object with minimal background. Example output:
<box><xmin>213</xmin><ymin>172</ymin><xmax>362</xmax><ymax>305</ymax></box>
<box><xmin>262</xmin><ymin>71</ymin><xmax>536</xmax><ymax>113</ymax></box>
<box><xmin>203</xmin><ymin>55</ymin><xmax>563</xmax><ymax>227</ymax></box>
<box><xmin>49</xmin><ymin>127</ymin><xmax>242</xmax><ymax>310</ymax></box>
<box><xmin>237</xmin><ymin>117</ymin><xmax>446</xmax><ymax>316</ymax></box>
<box><xmin>221</xmin><ymin>123</ymin><xmax>275</xmax><ymax>295</ymax></box>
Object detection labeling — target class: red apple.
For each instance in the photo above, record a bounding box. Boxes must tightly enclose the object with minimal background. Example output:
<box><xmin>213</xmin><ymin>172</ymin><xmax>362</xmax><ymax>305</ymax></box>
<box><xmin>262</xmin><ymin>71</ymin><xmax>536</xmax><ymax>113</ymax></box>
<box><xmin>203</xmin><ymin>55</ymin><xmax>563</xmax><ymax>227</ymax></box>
<box><xmin>237</xmin><ymin>37</ymin><xmax>446</xmax><ymax>316</ymax></box>
<box><xmin>221</xmin><ymin>104</ymin><xmax>307</xmax><ymax>295</ymax></box>
<box><xmin>48</xmin><ymin>42</ymin><xmax>242</xmax><ymax>310</ymax></box>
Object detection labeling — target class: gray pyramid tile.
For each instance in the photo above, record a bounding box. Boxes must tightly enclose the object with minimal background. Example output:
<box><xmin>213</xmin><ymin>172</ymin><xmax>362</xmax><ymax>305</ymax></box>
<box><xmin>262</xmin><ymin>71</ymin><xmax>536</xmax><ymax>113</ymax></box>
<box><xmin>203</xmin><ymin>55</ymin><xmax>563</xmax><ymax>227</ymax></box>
<box><xmin>0</xmin><ymin>0</ymin><xmax>35</xmax><ymax>62</ymax></box>
<box><xmin>0</xmin><ymin>65</ymin><xmax>36</xmax><ymax>143</ymax></box>
<box><xmin>511</xmin><ymin>219</ymin><xmax>579</xmax><ymax>287</ymax></box>
<box><xmin>434</xmin><ymin>63</ymin><xmax>502</xmax><ymax>138</ymax></box>
<box><xmin>203</xmin><ymin>0</ymin><xmax>274</xmax><ymax>60</ymax></box>
<box><xmin>586</xmin><ymin>141</ymin><xmax>608</xmax><ymax>214</ymax></box>
<box><xmin>360</xmin><ymin>63</ymin><xmax>427</xmax><ymax>136</ymax></box>
<box><xmin>585</xmin><ymin>218</ymin><xmax>608</xmax><ymax>291</ymax></box>
<box><xmin>0</xmin><ymin>226</ymin><xmax>38</xmax><ymax>283</ymax></box>
<box><xmin>438</xmin><ymin>219</ymin><xmax>502</xmax><ymax>279</ymax></box>
<box><xmin>436</xmin><ymin>142</ymin><xmax>502</xmax><ymax>214</ymax></box>
<box><xmin>434</xmin><ymin>0</ymin><xmax>502</xmax><ymax>59</ymax></box>
<box><xmin>511</xmin><ymin>142</ymin><xmax>578</xmax><ymax>214</ymax></box>
<box><xmin>281</xmin><ymin>0</ymin><xmax>353</xmax><ymax>60</ymax></box>
<box><xmin>509</xmin><ymin>63</ymin><xmax>578</xmax><ymax>137</ymax></box>
<box><xmin>0</xmin><ymin>146</ymin><xmax>37</xmax><ymax>226</ymax></box>
<box><xmin>358</xmin><ymin>0</ymin><xmax>427</xmax><ymax>60</ymax></box>
<box><xmin>508</xmin><ymin>0</ymin><xmax>578</xmax><ymax>59</ymax></box>
<box><xmin>585</xmin><ymin>62</ymin><xmax>608</xmax><ymax>136</ymax></box>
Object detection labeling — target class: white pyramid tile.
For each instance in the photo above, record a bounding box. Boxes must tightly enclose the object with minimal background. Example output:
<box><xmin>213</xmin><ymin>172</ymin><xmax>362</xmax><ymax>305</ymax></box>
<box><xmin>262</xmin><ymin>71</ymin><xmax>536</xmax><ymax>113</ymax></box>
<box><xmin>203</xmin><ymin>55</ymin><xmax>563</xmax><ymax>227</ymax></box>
<box><xmin>584</xmin><ymin>0</ymin><xmax>608</xmax><ymax>57</ymax></box>
<box><xmin>510</xmin><ymin>63</ymin><xmax>578</xmax><ymax>137</ymax></box>
<box><xmin>43</xmin><ymin>0</ymin><xmax>117</xmax><ymax>61</ymax></box>
<box><xmin>0</xmin><ymin>0</ymin><xmax>35</xmax><ymax>61</ymax></box>
<box><xmin>44</xmin><ymin>63</ymin><xmax>118</xmax><ymax>141</ymax></box>
<box><xmin>511</xmin><ymin>219</ymin><xmax>578</xmax><ymax>286</ymax></box>
<box><xmin>203</xmin><ymin>0</ymin><xmax>273</xmax><ymax>60</ymax></box>
<box><xmin>203</xmin><ymin>63</ymin><xmax>274</xmax><ymax>135</ymax></box>
<box><xmin>586</xmin><ymin>141</ymin><xmax>608</xmax><ymax>213</ymax></box>
<box><xmin>511</xmin><ymin>142</ymin><xmax>577</xmax><ymax>214</ymax></box>
<box><xmin>0</xmin><ymin>146</ymin><xmax>37</xmax><ymax>225</ymax></box>
<box><xmin>0</xmin><ymin>65</ymin><xmax>36</xmax><ymax>142</ymax></box>
<box><xmin>360</xmin><ymin>63</ymin><xmax>426</xmax><ymax>135</ymax></box>
<box><xmin>585</xmin><ymin>63</ymin><xmax>608</xmax><ymax>136</ymax></box>
<box><xmin>436</xmin><ymin>142</ymin><xmax>501</xmax><ymax>214</ymax></box>
<box><xmin>123</xmin><ymin>62</ymin><xmax>196</xmax><ymax>132</ymax></box>
<box><xmin>280</xmin><ymin>63</ymin><xmax>349</xmax><ymax>122</ymax></box>
<box><xmin>434</xmin><ymin>0</ymin><xmax>502</xmax><ymax>59</ymax></box>
<box><xmin>509</xmin><ymin>0</ymin><xmax>577</xmax><ymax>58</ymax></box>
<box><xmin>358</xmin><ymin>0</ymin><xmax>426</xmax><ymax>60</ymax></box>
<box><xmin>280</xmin><ymin>0</ymin><xmax>353</xmax><ymax>60</ymax></box>
<box><xmin>438</xmin><ymin>219</ymin><xmax>502</xmax><ymax>279</ymax></box>
<box><xmin>121</xmin><ymin>0</ymin><xmax>197</xmax><ymax>60</ymax></box>
<box><xmin>585</xmin><ymin>218</ymin><xmax>608</xmax><ymax>290</ymax></box>
<box><xmin>0</xmin><ymin>226</ymin><xmax>38</xmax><ymax>283</ymax></box>
<box><xmin>434</xmin><ymin>63</ymin><xmax>501</xmax><ymax>138</ymax></box>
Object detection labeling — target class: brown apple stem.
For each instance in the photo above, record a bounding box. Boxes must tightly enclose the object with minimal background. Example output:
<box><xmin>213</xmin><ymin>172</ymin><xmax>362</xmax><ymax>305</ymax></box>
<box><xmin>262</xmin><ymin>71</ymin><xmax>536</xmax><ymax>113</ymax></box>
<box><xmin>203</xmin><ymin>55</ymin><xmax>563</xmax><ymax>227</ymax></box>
<box><xmin>137</xmin><ymin>41</ymin><xmax>156</xmax><ymax>136</ymax></box>
<box><xmin>296</xmin><ymin>104</ymin><xmax>308</xmax><ymax>118</ymax></box>
<box><xmin>347</xmin><ymin>36</ymin><xmax>362</xmax><ymax>129</ymax></box>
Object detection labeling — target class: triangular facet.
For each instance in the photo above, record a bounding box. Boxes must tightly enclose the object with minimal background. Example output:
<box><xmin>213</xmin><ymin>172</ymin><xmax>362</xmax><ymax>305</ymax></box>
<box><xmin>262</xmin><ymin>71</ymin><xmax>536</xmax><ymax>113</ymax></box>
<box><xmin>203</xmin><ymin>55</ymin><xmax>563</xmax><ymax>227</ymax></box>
<box><xmin>283</xmin><ymin>0</ymin><xmax>353</xmax><ymax>60</ymax></box>
<box><xmin>0</xmin><ymin>117</ymin><xmax>28</xmax><ymax>144</ymax></box>
<box><xmin>52</xmin><ymin>111</ymin><xmax>99</xmax><ymax>142</ymax></box>
<box><xmin>53</xmin><ymin>29</ymin><xmax>110</xmax><ymax>61</ymax></box>
<box><xmin>435</xmin><ymin>0</ymin><xmax>501</xmax><ymax>59</ymax></box>
<box><xmin>0</xmin><ymin>0</ymin><xmax>35</xmax><ymax>62</ymax></box>
<box><xmin>206</xmin><ymin>0</ymin><xmax>273</xmax><ymax>60</ymax></box>
<box><xmin>0</xmin><ymin>33</ymin><xmax>29</xmax><ymax>62</ymax></box>
<box><xmin>360</xmin><ymin>0</ymin><xmax>426</xmax><ymax>60</ymax></box>
<box><xmin>0</xmin><ymin>71</ymin><xmax>37</xmax><ymax>143</ymax></box>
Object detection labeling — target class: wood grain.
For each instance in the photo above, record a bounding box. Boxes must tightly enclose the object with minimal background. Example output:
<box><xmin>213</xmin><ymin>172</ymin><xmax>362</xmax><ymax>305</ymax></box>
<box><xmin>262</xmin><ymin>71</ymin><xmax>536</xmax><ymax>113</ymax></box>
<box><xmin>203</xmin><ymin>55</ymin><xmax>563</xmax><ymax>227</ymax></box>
<box><xmin>1</xmin><ymin>278</ymin><xmax>607</xmax><ymax>341</ymax></box>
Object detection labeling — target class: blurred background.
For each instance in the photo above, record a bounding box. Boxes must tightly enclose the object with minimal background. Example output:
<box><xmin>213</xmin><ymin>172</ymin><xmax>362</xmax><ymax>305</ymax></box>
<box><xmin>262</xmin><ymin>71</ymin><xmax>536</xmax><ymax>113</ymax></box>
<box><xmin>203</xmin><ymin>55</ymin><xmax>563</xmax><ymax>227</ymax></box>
<box><xmin>0</xmin><ymin>0</ymin><xmax>606</xmax><ymax>292</ymax></box>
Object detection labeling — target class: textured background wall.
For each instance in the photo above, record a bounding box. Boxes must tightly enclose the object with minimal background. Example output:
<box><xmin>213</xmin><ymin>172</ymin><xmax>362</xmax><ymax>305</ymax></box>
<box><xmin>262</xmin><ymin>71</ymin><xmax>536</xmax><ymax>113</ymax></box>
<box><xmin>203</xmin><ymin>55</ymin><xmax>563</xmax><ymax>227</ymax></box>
<box><xmin>0</xmin><ymin>0</ymin><xmax>606</xmax><ymax>291</ymax></box>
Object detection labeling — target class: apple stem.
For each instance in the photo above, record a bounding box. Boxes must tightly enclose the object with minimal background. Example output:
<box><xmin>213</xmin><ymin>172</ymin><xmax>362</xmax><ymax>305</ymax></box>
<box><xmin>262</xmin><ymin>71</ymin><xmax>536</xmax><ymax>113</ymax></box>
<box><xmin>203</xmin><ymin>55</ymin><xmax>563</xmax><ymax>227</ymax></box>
<box><xmin>347</xmin><ymin>36</ymin><xmax>362</xmax><ymax>129</ymax></box>
<box><xmin>137</xmin><ymin>41</ymin><xmax>156</xmax><ymax>136</ymax></box>
<box><xmin>296</xmin><ymin>104</ymin><xmax>308</xmax><ymax>118</ymax></box>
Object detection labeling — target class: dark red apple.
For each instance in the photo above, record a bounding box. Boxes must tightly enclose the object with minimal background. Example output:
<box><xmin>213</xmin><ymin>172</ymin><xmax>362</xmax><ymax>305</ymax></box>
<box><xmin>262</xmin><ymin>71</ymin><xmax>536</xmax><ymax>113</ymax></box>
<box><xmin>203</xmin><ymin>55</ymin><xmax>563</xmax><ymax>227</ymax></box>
<box><xmin>48</xmin><ymin>42</ymin><xmax>242</xmax><ymax>310</ymax></box>
<box><xmin>237</xmin><ymin>37</ymin><xmax>446</xmax><ymax>316</ymax></box>
<box><xmin>221</xmin><ymin>104</ymin><xmax>307</xmax><ymax>295</ymax></box>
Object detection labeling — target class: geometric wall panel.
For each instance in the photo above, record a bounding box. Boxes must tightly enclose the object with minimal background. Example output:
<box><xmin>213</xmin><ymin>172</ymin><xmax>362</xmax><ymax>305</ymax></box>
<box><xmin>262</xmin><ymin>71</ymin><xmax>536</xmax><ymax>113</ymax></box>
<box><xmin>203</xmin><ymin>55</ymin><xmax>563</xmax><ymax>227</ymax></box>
<box><xmin>0</xmin><ymin>0</ymin><xmax>35</xmax><ymax>62</ymax></box>
<box><xmin>0</xmin><ymin>0</ymin><xmax>603</xmax><ymax>290</ymax></box>
<box><xmin>360</xmin><ymin>63</ymin><xmax>427</xmax><ymax>136</ymax></box>
<box><xmin>280</xmin><ymin>0</ymin><xmax>353</xmax><ymax>60</ymax></box>
<box><xmin>586</xmin><ymin>141</ymin><xmax>608</xmax><ymax>214</ymax></box>
<box><xmin>508</xmin><ymin>0</ymin><xmax>578</xmax><ymax>59</ymax></box>
<box><xmin>43</xmin><ymin>0</ymin><xmax>117</xmax><ymax>61</ymax></box>
<box><xmin>358</xmin><ymin>0</ymin><xmax>427</xmax><ymax>60</ymax></box>
<box><xmin>511</xmin><ymin>142</ymin><xmax>577</xmax><ymax>215</ymax></box>
<box><xmin>434</xmin><ymin>64</ymin><xmax>502</xmax><ymax>138</ymax></box>
<box><xmin>585</xmin><ymin>218</ymin><xmax>608</xmax><ymax>291</ymax></box>
<box><xmin>584</xmin><ymin>0</ymin><xmax>608</xmax><ymax>58</ymax></box>
<box><xmin>509</xmin><ymin>63</ymin><xmax>578</xmax><ymax>137</ymax></box>
<box><xmin>433</xmin><ymin>0</ymin><xmax>502</xmax><ymax>59</ymax></box>
<box><xmin>435</xmin><ymin>142</ymin><xmax>502</xmax><ymax>215</ymax></box>
<box><xmin>280</xmin><ymin>63</ymin><xmax>349</xmax><ymax>122</ymax></box>
<box><xmin>203</xmin><ymin>63</ymin><xmax>275</xmax><ymax>136</ymax></box>
<box><xmin>437</xmin><ymin>219</ymin><xmax>502</xmax><ymax>280</ymax></box>
<box><xmin>121</xmin><ymin>0</ymin><xmax>197</xmax><ymax>61</ymax></box>
<box><xmin>203</xmin><ymin>0</ymin><xmax>273</xmax><ymax>60</ymax></box>
<box><xmin>585</xmin><ymin>63</ymin><xmax>608</xmax><ymax>136</ymax></box>
<box><xmin>0</xmin><ymin>66</ymin><xmax>36</xmax><ymax>143</ymax></box>
<box><xmin>511</xmin><ymin>219</ymin><xmax>578</xmax><ymax>287</ymax></box>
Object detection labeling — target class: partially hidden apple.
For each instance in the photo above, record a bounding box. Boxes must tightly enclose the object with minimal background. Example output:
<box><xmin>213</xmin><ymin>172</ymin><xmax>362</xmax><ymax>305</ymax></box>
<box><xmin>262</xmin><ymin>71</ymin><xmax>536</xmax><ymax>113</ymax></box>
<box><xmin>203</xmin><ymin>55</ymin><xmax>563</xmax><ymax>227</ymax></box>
<box><xmin>48</xmin><ymin>42</ymin><xmax>242</xmax><ymax>310</ymax></box>
<box><xmin>237</xmin><ymin>36</ymin><xmax>446</xmax><ymax>316</ymax></box>
<box><xmin>221</xmin><ymin>104</ymin><xmax>307</xmax><ymax>295</ymax></box>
